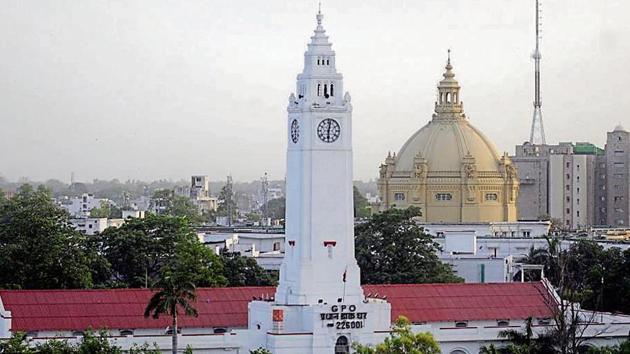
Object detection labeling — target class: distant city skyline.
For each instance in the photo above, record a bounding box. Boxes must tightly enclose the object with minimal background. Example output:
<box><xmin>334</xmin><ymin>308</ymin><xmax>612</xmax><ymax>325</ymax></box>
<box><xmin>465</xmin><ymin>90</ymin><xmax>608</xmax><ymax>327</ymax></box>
<box><xmin>1</xmin><ymin>0</ymin><xmax>629</xmax><ymax>182</ymax></box>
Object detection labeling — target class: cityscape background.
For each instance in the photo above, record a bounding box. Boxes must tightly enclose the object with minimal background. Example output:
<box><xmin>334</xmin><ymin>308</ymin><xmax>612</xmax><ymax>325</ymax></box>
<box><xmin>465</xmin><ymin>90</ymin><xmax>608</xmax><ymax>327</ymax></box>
<box><xmin>1</xmin><ymin>0</ymin><xmax>630</xmax><ymax>182</ymax></box>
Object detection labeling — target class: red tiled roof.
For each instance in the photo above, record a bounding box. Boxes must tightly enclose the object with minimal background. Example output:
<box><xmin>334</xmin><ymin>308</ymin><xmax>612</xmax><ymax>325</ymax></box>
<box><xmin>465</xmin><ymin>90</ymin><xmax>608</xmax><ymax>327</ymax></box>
<box><xmin>0</xmin><ymin>282</ymin><xmax>555</xmax><ymax>332</ymax></box>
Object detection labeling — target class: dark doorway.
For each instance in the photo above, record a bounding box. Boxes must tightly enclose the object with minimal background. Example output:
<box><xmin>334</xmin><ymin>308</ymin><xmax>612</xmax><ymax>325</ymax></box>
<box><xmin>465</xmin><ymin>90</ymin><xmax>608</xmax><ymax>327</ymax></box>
<box><xmin>335</xmin><ymin>336</ymin><xmax>349</xmax><ymax>354</ymax></box>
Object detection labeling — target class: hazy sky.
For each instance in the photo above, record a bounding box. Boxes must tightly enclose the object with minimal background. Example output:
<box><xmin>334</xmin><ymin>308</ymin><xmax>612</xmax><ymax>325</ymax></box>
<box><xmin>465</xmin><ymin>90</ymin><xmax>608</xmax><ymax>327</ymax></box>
<box><xmin>1</xmin><ymin>0</ymin><xmax>629</xmax><ymax>183</ymax></box>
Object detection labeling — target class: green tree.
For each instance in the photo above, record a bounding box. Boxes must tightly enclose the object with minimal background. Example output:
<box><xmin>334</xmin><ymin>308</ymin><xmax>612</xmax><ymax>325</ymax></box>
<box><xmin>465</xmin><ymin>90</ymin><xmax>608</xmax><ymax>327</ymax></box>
<box><xmin>220</xmin><ymin>251</ymin><xmax>277</xmax><ymax>287</ymax></box>
<box><xmin>150</xmin><ymin>190</ymin><xmax>201</xmax><ymax>224</ymax></box>
<box><xmin>353</xmin><ymin>316</ymin><xmax>440</xmax><ymax>354</ymax></box>
<box><xmin>262</xmin><ymin>198</ymin><xmax>285</xmax><ymax>221</ymax></box>
<box><xmin>75</xmin><ymin>330</ymin><xmax>121</xmax><ymax>354</ymax></box>
<box><xmin>216</xmin><ymin>180</ymin><xmax>237</xmax><ymax>225</ymax></box>
<box><xmin>521</xmin><ymin>239</ymin><xmax>630</xmax><ymax>315</ymax></box>
<box><xmin>34</xmin><ymin>339</ymin><xmax>75</xmax><ymax>354</ymax></box>
<box><xmin>144</xmin><ymin>274</ymin><xmax>198</xmax><ymax>354</ymax></box>
<box><xmin>482</xmin><ymin>317</ymin><xmax>555</xmax><ymax>354</ymax></box>
<box><xmin>90</xmin><ymin>200</ymin><xmax>111</xmax><ymax>218</ymax></box>
<box><xmin>95</xmin><ymin>215</ymin><xmax>226</xmax><ymax>288</ymax></box>
<box><xmin>0</xmin><ymin>332</ymin><xmax>34</xmax><ymax>354</ymax></box>
<box><xmin>355</xmin><ymin>207</ymin><xmax>462</xmax><ymax>284</ymax></box>
<box><xmin>249</xmin><ymin>348</ymin><xmax>272</xmax><ymax>354</ymax></box>
<box><xmin>353</xmin><ymin>186</ymin><xmax>371</xmax><ymax>218</ymax></box>
<box><xmin>0</xmin><ymin>184</ymin><xmax>100</xmax><ymax>289</ymax></box>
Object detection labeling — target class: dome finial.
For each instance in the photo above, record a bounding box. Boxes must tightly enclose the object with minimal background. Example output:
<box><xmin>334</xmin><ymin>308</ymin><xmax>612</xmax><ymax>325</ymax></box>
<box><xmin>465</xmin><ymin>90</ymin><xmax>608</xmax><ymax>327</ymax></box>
<box><xmin>443</xmin><ymin>49</ymin><xmax>455</xmax><ymax>79</ymax></box>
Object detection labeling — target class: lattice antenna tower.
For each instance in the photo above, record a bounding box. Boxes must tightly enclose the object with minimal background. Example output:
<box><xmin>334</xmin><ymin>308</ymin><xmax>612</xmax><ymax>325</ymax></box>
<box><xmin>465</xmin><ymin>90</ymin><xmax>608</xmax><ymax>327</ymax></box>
<box><xmin>529</xmin><ymin>0</ymin><xmax>547</xmax><ymax>145</ymax></box>
<box><xmin>261</xmin><ymin>172</ymin><xmax>269</xmax><ymax>224</ymax></box>
<box><xmin>226</xmin><ymin>175</ymin><xmax>233</xmax><ymax>227</ymax></box>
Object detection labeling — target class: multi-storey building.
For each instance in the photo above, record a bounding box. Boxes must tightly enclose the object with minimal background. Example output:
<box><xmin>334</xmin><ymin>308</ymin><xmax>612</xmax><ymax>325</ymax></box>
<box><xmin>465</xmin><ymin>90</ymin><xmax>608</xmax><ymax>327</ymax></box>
<box><xmin>514</xmin><ymin>126</ymin><xmax>630</xmax><ymax>229</ymax></box>
<box><xmin>190</xmin><ymin>175</ymin><xmax>210</xmax><ymax>199</ymax></box>
<box><xmin>61</xmin><ymin>193</ymin><xmax>110</xmax><ymax>218</ymax></box>
<box><xmin>605</xmin><ymin>126</ymin><xmax>630</xmax><ymax>226</ymax></box>
<box><xmin>513</xmin><ymin>142</ymin><xmax>603</xmax><ymax>229</ymax></box>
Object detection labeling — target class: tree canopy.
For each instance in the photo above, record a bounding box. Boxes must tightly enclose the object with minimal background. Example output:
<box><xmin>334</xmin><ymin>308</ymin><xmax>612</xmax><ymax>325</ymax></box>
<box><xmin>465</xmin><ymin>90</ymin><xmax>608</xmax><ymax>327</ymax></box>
<box><xmin>0</xmin><ymin>331</ymin><xmax>160</xmax><ymax>354</ymax></box>
<box><xmin>94</xmin><ymin>214</ymin><xmax>226</xmax><ymax>288</ymax></box>
<box><xmin>353</xmin><ymin>316</ymin><xmax>440</xmax><ymax>354</ymax></box>
<box><xmin>150</xmin><ymin>189</ymin><xmax>201</xmax><ymax>224</ymax></box>
<box><xmin>220</xmin><ymin>250</ymin><xmax>277</xmax><ymax>287</ymax></box>
<box><xmin>355</xmin><ymin>207</ymin><xmax>462</xmax><ymax>284</ymax></box>
<box><xmin>0</xmin><ymin>185</ymin><xmax>100</xmax><ymax>289</ymax></box>
<box><xmin>522</xmin><ymin>238</ymin><xmax>630</xmax><ymax>315</ymax></box>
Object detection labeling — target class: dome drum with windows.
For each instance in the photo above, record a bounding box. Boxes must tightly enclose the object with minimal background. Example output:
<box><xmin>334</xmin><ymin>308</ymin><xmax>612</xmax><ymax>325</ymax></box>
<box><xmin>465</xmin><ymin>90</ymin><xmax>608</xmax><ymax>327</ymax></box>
<box><xmin>378</xmin><ymin>53</ymin><xmax>519</xmax><ymax>222</ymax></box>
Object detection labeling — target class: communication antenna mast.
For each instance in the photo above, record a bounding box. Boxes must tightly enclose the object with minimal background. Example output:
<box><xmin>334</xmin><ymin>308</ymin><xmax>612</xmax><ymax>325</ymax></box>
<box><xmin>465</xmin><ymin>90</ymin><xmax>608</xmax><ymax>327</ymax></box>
<box><xmin>529</xmin><ymin>0</ymin><xmax>546</xmax><ymax>145</ymax></box>
<box><xmin>226</xmin><ymin>175</ymin><xmax>233</xmax><ymax>227</ymax></box>
<box><xmin>261</xmin><ymin>173</ymin><xmax>269</xmax><ymax>227</ymax></box>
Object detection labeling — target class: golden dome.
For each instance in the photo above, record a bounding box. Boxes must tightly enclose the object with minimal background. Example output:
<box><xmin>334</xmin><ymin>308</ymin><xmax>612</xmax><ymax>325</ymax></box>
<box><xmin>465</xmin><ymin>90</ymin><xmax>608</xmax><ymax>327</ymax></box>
<box><xmin>377</xmin><ymin>53</ymin><xmax>519</xmax><ymax>223</ymax></box>
<box><xmin>395</xmin><ymin>117</ymin><xmax>503</xmax><ymax>173</ymax></box>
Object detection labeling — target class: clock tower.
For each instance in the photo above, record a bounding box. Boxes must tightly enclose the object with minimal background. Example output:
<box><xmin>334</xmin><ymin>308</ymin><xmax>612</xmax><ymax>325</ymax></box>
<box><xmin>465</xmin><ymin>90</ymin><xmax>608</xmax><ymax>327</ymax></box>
<box><xmin>248</xmin><ymin>9</ymin><xmax>390</xmax><ymax>354</ymax></box>
<box><xmin>276</xmin><ymin>8</ymin><xmax>362</xmax><ymax>306</ymax></box>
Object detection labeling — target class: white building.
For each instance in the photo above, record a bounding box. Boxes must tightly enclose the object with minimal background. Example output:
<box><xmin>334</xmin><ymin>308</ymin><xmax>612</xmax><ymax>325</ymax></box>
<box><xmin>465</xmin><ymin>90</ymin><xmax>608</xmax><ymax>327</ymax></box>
<box><xmin>421</xmin><ymin>220</ymin><xmax>551</xmax><ymax>238</ymax></box>
<box><xmin>70</xmin><ymin>218</ymin><xmax>125</xmax><ymax>235</ymax></box>
<box><xmin>122</xmin><ymin>210</ymin><xmax>146</xmax><ymax>219</ymax></box>
<box><xmin>61</xmin><ymin>193</ymin><xmax>110</xmax><ymax>218</ymax></box>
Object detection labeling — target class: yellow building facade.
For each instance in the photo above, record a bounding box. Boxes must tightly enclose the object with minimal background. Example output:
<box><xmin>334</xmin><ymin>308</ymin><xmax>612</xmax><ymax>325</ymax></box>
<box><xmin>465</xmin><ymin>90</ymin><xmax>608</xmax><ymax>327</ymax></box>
<box><xmin>378</xmin><ymin>55</ymin><xmax>519</xmax><ymax>222</ymax></box>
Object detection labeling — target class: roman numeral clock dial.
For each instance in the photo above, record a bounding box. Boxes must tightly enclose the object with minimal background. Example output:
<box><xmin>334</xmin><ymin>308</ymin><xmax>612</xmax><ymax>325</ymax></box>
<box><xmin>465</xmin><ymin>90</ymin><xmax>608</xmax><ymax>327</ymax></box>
<box><xmin>317</xmin><ymin>118</ymin><xmax>340</xmax><ymax>143</ymax></box>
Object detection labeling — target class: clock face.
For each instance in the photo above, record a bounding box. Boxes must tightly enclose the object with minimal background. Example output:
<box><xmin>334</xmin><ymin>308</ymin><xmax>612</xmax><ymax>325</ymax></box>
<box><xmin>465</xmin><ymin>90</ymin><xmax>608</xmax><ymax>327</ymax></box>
<box><xmin>317</xmin><ymin>118</ymin><xmax>340</xmax><ymax>143</ymax></box>
<box><xmin>290</xmin><ymin>119</ymin><xmax>299</xmax><ymax>143</ymax></box>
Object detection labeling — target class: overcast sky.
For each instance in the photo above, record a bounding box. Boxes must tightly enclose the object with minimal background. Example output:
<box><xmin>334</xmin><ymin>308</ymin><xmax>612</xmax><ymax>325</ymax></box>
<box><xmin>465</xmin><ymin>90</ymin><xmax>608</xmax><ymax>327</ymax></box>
<box><xmin>1</xmin><ymin>0</ymin><xmax>629</xmax><ymax>183</ymax></box>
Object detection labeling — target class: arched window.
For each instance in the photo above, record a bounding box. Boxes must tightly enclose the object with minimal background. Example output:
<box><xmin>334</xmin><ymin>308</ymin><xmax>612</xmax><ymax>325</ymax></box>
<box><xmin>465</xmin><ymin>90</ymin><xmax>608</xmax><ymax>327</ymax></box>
<box><xmin>439</xmin><ymin>93</ymin><xmax>443</xmax><ymax>103</ymax></box>
<box><xmin>497</xmin><ymin>320</ymin><xmax>510</xmax><ymax>327</ymax></box>
<box><xmin>454</xmin><ymin>321</ymin><xmax>468</xmax><ymax>328</ymax></box>
<box><xmin>327</xmin><ymin>59</ymin><xmax>330</xmax><ymax>65</ymax></box>
<box><xmin>317</xmin><ymin>84</ymin><xmax>321</xmax><ymax>96</ymax></box>
<box><xmin>335</xmin><ymin>336</ymin><xmax>349</xmax><ymax>354</ymax></box>
<box><xmin>394</xmin><ymin>192</ymin><xmax>406</xmax><ymax>201</ymax></box>
<box><xmin>120</xmin><ymin>330</ymin><xmax>134</xmax><ymax>336</ymax></box>
<box><xmin>330</xmin><ymin>83</ymin><xmax>334</xmax><ymax>96</ymax></box>
<box><xmin>445</xmin><ymin>92</ymin><xmax>451</xmax><ymax>103</ymax></box>
<box><xmin>317</xmin><ymin>58</ymin><xmax>320</xmax><ymax>65</ymax></box>
<box><xmin>324</xmin><ymin>84</ymin><xmax>329</xmax><ymax>98</ymax></box>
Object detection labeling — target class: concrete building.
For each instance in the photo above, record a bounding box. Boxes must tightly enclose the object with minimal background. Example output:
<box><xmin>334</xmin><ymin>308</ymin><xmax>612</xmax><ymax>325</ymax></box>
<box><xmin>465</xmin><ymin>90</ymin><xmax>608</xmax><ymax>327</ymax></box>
<box><xmin>515</xmin><ymin>126</ymin><xmax>630</xmax><ymax>229</ymax></box>
<box><xmin>421</xmin><ymin>220</ymin><xmax>550</xmax><ymax>238</ymax></box>
<box><xmin>61</xmin><ymin>193</ymin><xmax>110</xmax><ymax>218</ymax></box>
<box><xmin>190</xmin><ymin>175</ymin><xmax>210</xmax><ymax>199</ymax></box>
<box><xmin>122</xmin><ymin>210</ymin><xmax>145</xmax><ymax>219</ymax></box>
<box><xmin>189</xmin><ymin>175</ymin><xmax>218</xmax><ymax>213</ymax></box>
<box><xmin>378</xmin><ymin>55</ymin><xmax>519</xmax><ymax>223</ymax></box>
<box><xmin>70</xmin><ymin>218</ymin><xmax>125</xmax><ymax>235</ymax></box>
<box><xmin>605</xmin><ymin>126</ymin><xmax>630</xmax><ymax>226</ymax></box>
<box><xmin>513</xmin><ymin>142</ymin><xmax>604</xmax><ymax>229</ymax></box>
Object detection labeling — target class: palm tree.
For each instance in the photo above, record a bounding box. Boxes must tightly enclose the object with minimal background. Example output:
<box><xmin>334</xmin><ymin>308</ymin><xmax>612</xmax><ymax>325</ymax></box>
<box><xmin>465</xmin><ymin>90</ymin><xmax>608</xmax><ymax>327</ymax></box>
<box><xmin>144</xmin><ymin>275</ymin><xmax>198</xmax><ymax>354</ymax></box>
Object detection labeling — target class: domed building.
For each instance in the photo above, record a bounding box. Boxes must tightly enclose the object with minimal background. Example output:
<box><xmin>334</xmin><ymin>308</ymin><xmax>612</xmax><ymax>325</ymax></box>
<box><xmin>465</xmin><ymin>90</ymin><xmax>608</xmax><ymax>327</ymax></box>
<box><xmin>378</xmin><ymin>54</ymin><xmax>519</xmax><ymax>222</ymax></box>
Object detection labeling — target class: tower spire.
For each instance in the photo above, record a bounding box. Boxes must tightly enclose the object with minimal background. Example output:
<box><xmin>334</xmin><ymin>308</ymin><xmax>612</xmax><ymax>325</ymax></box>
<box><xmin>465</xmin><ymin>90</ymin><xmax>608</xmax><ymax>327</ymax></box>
<box><xmin>529</xmin><ymin>0</ymin><xmax>546</xmax><ymax>144</ymax></box>
<box><xmin>316</xmin><ymin>3</ymin><xmax>323</xmax><ymax>26</ymax></box>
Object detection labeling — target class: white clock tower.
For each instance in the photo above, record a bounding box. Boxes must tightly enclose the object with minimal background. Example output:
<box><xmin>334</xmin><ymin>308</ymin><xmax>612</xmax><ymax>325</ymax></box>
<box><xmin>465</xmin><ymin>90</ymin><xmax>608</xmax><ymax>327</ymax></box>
<box><xmin>276</xmin><ymin>8</ymin><xmax>362</xmax><ymax>306</ymax></box>
<box><xmin>248</xmin><ymin>9</ymin><xmax>390</xmax><ymax>354</ymax></box>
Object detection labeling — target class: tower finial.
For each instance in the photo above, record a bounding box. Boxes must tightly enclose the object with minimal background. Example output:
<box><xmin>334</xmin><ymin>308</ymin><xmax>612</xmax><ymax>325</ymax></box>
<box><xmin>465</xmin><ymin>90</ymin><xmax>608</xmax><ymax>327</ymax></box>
<box><xmin>316</xmin><ymin>2</ymin><xmax>323</xmax><ymax>26</ymax></box>
<box><xmin>447</xmin><ymin>49</ymin><xmax>451</xmax><ymax>65</ymax></box>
